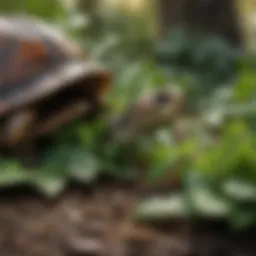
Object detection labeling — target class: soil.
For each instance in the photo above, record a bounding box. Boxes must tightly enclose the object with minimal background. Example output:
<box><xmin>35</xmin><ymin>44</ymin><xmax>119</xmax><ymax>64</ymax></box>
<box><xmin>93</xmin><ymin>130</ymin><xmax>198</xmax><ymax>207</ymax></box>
<box><xmin>0</xmin><ymin>177</ymin><xmax>255</xmax><ymax>256</ymax></box>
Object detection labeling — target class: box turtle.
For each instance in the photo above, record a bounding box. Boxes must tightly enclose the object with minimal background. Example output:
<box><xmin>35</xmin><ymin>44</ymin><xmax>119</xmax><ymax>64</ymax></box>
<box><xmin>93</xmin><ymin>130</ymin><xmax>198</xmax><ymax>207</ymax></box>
<box><xmin>0</xmin><ymin>16</ymin><xmax>111</xmax><ymax>163</ymax></box>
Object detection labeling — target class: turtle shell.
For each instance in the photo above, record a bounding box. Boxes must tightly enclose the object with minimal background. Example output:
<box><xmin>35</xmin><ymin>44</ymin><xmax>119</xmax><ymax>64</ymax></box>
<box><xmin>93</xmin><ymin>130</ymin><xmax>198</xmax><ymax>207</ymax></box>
<box><xmin>0</xmin><ymin>15</ymin><xmax>111</xmax><ymax>117</ymax></box>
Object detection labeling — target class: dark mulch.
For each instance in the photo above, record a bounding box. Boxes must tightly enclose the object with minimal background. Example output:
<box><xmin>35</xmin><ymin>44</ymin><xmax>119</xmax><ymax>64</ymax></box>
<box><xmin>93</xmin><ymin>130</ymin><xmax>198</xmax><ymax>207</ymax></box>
<box><xmin>0</xmin><ymin>177</ymin><xmax>255</xmax><ymax>256</ymax></box>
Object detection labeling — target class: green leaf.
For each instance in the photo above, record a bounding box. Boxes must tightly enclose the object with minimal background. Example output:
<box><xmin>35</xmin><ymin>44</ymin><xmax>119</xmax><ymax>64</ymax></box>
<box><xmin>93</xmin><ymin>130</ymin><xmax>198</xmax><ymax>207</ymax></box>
<box><xmin>222</xmin><ymin>179</ymin><xmax>256</xmax><ymax>202</ymax></box>
<box><xmin>135</xmin><ymin>194</ymin><xmax>189</xmax><ymax>221</ymax></box>
<box><xmin>235</xmin><ymin>68</ymin><xmax>256</xmax><ymax>102</ymax></box>
<box><xmin>189</xmin><ymin>187</ymin><xmax>231</xmax><ymax>219</ymax></box>
<box><xmin>68</xmin><ymin>151</ymin><xmax>101</xmax><ymax>183</ymax></box>
<box><xmin>0</xmin><ymin>161</ymin><xmax>28</xmax><ymax>187</ymax></box>
<box><xmin>29</xmin><ymin>172</ymin><xmax>66</xmax><ymax>198</ymax></box>
<box><xmin>229</xmin><ymin>207</ymin><xmax>256</xmax><ymax>230</ymax></box>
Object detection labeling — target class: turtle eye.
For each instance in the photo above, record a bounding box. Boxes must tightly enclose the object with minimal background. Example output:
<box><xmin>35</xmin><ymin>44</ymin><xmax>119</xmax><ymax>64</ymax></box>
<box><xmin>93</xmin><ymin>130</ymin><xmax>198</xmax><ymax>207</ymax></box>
<box><xmin>154</xmin><ymin>92</ymin><xmax>171</xmax><ymax>105</ymax></box>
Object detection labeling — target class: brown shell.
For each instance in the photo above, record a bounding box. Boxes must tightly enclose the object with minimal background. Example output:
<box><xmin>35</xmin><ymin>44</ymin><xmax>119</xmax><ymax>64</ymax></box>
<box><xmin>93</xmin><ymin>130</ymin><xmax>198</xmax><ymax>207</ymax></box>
<box><xmin>0</xmin><ymin>15</ymin><xmax>111</xmax><ymax>116</ymax></box>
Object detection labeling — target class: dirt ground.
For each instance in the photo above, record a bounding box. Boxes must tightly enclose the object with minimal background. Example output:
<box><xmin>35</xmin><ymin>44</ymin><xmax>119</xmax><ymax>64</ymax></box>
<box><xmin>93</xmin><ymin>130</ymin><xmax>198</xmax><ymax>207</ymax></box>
<box><xmin>0</xmin><ymin>177</ymin><xmax>255</xmax><ymax>256</ymax></box>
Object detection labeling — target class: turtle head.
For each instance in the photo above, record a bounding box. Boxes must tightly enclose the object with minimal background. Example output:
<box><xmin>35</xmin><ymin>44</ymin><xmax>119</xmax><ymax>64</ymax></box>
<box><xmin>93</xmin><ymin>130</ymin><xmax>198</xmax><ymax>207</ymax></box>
<box><xmin>110</xmin><ymin>87</ymin><xmax>186</xmax><ymax>143</ymax></box>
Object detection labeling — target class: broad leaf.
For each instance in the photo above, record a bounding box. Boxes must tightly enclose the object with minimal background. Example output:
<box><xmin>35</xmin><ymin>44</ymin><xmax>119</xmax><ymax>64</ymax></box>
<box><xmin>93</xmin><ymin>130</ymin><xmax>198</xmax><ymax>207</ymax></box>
<box><xmin>135</xmin><ymin>194</ymin><xmax>189</xmax><ymax>221</ymax></box>
<box><xmin>222</xmin><ymin>179</ymin><xmax>256</xmax><ymax>202</ymax></box>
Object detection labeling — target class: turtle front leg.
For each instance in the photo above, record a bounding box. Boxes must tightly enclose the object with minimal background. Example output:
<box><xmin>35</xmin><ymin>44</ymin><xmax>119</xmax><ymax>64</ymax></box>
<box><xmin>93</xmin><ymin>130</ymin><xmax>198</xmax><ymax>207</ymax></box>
<box><xmin>3</xmin><ymin>109</ymin><xmax>37</xmax><ymax>167</ymax></box>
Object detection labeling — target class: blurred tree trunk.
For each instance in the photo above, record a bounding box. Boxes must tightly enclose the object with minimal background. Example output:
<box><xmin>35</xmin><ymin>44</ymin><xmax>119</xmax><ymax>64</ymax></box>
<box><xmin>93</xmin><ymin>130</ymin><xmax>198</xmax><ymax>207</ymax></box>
<box><xmin>159</xmin><ymin>0</ymin><xmax>242</xmax><ymax>46</ymax></box>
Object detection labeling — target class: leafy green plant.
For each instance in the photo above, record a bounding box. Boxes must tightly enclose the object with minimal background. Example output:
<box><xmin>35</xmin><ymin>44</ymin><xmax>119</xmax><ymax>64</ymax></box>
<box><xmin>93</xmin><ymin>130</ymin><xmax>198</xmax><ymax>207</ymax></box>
<box><xmin>0</xmin><ymin>1</ymin><xmax>256</xmax><ymax>231</ymax></box>
<box><xmin>154</xmin><ymin>28</ymin><xmax>242</xmax><ymax>100</ymax></box>
<box><xmin>135</xmin><ymin>69</ymin><xmax>256</xmax><ymax>230</ymax></box>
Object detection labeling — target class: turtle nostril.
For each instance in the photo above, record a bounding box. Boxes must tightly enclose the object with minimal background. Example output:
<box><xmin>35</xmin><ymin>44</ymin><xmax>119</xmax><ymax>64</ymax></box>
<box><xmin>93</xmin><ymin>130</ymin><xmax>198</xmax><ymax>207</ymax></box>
<box><xmin>154</xmin><ymin>92</ymin><xmax>171</xmax><ymax>105</ymax></box>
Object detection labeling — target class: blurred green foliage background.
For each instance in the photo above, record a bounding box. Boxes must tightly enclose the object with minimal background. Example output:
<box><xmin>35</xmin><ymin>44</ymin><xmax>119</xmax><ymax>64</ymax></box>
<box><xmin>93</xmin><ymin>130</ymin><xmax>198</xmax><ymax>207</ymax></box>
<box><xmin>0</xmin><ymin>0</ymin><xmax>255</xmax><ymax>230</ymax></box>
